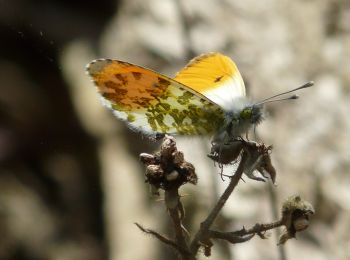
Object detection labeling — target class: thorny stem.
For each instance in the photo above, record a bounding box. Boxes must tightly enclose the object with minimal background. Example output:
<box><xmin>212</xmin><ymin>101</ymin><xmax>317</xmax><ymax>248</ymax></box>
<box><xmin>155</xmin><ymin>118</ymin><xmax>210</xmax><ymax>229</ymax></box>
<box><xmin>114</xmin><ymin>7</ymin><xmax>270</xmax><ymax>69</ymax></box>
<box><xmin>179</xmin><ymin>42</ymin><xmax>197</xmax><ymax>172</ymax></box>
<box><xmin>208</xmin><ymin>219</ymin><xmax>284</xmax><ymax>242</ymax></box>
<box><xmin>189</xmin><ymin>152</ymin><xmax>248</xmax><ymax>254</ymax></box>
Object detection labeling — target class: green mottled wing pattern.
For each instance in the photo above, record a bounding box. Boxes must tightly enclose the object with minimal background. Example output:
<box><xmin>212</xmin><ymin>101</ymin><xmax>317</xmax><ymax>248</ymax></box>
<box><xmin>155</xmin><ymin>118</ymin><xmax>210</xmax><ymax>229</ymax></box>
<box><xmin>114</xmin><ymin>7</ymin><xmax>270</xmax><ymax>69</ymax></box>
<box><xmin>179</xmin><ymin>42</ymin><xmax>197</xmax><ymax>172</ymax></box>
<box><xmin>86</xmin><ymin>59</ymin><xmax>225</xmax><ymax>136</ymax></box>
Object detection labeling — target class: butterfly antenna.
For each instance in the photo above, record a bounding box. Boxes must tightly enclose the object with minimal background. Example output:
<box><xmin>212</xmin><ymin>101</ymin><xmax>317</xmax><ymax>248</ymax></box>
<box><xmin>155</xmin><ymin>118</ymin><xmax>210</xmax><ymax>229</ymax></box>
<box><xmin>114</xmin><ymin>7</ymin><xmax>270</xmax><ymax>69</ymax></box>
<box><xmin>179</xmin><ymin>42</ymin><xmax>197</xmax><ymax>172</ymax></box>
<box><xmin>255</xmin><ymin>81</ymin><xmax>314</xmax><ymax>106</ymax></box>
<box><xmin>258</xmin><ymin>94</ymin><xmax>299</xmax><ymax>105</ymax></box>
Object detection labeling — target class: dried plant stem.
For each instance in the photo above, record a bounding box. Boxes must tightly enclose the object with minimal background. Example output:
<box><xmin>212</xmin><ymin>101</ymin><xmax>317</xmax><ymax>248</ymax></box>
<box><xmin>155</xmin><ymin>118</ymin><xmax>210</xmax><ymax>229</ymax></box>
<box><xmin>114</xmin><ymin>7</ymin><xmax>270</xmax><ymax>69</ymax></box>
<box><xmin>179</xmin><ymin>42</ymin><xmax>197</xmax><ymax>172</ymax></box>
<box><xmin>164</xmin><ymin>188</ymin><xmax>194</xmax><ymax>259</ymax></box>
<box><xmin>134</xmin><ymin>223</ymin><xmax>185</xmax><ymax>253</ymax></box>
<box><xmin>209</xmin><ymin>219</ymin><xmax>284</xmax><ymax>241</ymax></box>
<box><xmin>190</xmin><ymin>152</ymin><xmax>248</xmax><ymax>254</ymax></box>
<box><xmin>138</xmin><ymin>137</ymin><xmax>314</xmax><ymax>258</ymax></box>
<box><xmin>237</xmin><ymin>220</ymin><xmax>284</xmax><ymax>235</ymax></box>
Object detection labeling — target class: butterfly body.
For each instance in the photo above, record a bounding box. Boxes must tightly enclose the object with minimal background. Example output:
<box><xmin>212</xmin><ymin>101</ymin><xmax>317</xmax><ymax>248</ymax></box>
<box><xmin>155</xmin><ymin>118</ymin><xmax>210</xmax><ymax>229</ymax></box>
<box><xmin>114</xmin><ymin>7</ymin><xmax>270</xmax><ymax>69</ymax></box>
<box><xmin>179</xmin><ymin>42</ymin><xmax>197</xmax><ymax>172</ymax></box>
<box><xmin>213</xmin><ymin>99</ymin><xmax>263</xmax><ymax>144</ymax></box>
<box><xmin>87</xmin><ymin>53</ymin><xmax>263</xmax><ymax>141</ymax></box>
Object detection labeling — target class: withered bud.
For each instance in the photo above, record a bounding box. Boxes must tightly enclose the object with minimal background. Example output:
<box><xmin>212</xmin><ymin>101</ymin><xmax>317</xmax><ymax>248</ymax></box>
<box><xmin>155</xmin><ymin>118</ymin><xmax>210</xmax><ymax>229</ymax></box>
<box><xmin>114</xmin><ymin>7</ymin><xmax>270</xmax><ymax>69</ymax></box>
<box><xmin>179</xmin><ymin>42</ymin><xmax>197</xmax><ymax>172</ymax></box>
<box><xmin>293</xmin><ymin>217</ymin><xmax>310</xmax><ymax>232</ymax></box>
<box><xmin>209</xmin><ymin>139</ymin><xmax>276</xmax><ymax>183</ymax></box>
<box><xmin>140</xmin><ymin>153</ymin><xmax>157</xmax><ymax>165</ymax></box>
<box><xmin>173</xmin><ymin>151</ymin><xmax>184</xmax><ymax>165</ymax></box>
<box><xmin>140</xmin><ymin>135</ymin><xmax>197</xmax><ymax>190</ymax></box>
<box><xmin>146</xmin><ymin>165</ymin><xmax>164</xmax><ymax>181</ymax></box>
<box><xmin>160</xmin><ymin>135</ymin><xmax>177</xmax><ymax>159</ymax></box>
<box><xmin>256</xmin><ymin>150</ymin><xmax>276</xmax><ymax>184</ymax></box>
<box><xmin>244</xmin><ymin>142</ymin><xmax>275</xmax><ymax>183</ymax></box>
<box><xmin>166</xmin><ymin>170</ymin><xmax>179</xmax><ymax>181</ymax></box>
<box><xmin>208</xmin><ymin>140</ymin><xmax>243</xmax><ymax>164</ymax></box>
<box><xmin>244</xmin><ymin>141</ymin><xmax>276</xmax><ymax>183</ymax></box>
<box><xmin>278</xmin><ymin>195</ymin><xmax>315</xmax><ymax>245</ymax></box>
<box><xmin>179</xmin><ymin>161</ymin><xmax>197</xmax><ymax>185</ymax></box>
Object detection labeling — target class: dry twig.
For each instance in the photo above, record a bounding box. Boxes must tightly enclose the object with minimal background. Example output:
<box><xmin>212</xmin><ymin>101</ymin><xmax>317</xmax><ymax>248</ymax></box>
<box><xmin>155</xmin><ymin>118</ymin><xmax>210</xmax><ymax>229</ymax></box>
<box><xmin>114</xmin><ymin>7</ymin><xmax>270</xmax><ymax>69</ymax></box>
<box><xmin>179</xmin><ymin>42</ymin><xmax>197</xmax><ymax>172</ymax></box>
<box><xmin>138</xmin><ymin>136</ymin><xmax>314</xmax><ymax>259</ymax></box>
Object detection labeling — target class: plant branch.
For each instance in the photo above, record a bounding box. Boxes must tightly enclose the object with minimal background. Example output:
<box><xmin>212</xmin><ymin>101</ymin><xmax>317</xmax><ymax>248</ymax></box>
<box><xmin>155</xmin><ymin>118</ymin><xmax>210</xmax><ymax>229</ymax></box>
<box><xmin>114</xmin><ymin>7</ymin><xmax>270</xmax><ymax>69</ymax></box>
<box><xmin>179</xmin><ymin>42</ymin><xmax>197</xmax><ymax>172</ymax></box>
<box><xmin>190</xmin><ymin>151</ymin><xmax>249</xmax><ymax>254</ymax></box>
<box><xmin>164</xmin><ymin>188</ymin><xmax>194</xmax><ymax>259</ymax></box>
<box><xmin>138</xmin><ymin>136</ymin><xmax>315</xmax><ymax>258</ymax></box>
<box><xmin>209</xmin><ymin>231</ymin><xmax>255</xmax><ymax>244</ymax></box>
<box><xmin>208</xmin><ymin>219</ymin><xmax>284</xmax><ymax>244</ymax></box>
<box><xmin>135</xmin><ymin>223</ymin><xmax>189</xmax><ymax>255</ymax></box>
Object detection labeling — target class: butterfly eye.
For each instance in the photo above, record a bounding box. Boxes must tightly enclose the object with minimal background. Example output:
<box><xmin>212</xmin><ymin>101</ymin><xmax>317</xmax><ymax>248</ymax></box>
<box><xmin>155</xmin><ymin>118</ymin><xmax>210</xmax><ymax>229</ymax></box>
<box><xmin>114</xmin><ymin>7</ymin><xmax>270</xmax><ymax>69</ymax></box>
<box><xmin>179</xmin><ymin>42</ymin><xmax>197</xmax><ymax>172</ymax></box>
<box><xmin>240</xmin><ymin>108</ymin><xmax>252</xmax><ymax>119</ymax></box>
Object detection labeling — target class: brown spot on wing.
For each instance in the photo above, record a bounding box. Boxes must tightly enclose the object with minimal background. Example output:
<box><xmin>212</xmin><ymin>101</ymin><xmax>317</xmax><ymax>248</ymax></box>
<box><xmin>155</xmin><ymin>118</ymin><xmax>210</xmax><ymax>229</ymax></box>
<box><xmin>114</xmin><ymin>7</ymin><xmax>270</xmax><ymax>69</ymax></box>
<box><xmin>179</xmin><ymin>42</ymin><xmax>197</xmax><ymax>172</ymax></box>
<box><xmin>114</xmin><ymin>73</ymin><xmax>128</xmax><ymax>85</ymax></box>
<box><xmin>132</xmin><ymin>72</ymin><xmax>142</xmax><ymax>80</ymax></box>
<box><xmin>88</xmin><ymin>58</ymin><xmax>226</xmax><ymax>135</ymax></box>
<box><xmin>214</xmin><ymin>76</ymin><xmax>223</xmax><ymax>82</ymax></box>
<box><xmin>92</xmin><ymin>61</ymin><xmax>175</xmax><ymax>111</ymax></box>
<box><xmin>105</xmin><ymin>81</ymin><xmax>121</xmax><ymax>89</ymax></box>
<box><xmin>158</xmin><ymin>77</ymin><xmax>170</xmax><ymax>87</ymax></box>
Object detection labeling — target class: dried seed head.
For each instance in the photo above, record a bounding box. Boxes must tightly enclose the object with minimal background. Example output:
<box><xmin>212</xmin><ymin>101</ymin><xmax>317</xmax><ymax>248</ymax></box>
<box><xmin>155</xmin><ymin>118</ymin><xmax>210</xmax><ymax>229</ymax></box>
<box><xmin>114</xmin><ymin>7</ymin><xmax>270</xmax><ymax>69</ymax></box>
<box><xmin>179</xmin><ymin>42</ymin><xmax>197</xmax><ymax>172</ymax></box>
<box><xmin>293</xmin><ymin>217</ymin><xmax>310</xmax><ymax>231</ymax></box>
<box><xmin>209</xmin><ymin>139</ymin><xmax>276</xmax><ymax>183</ymax></box>
<box><xmin>140</xmin><ymin>135</ymin><xmax>197</xmax><ymax>190</ymax></box>
<box><xmin>146</xmin><ymin>165</ymin><xmax>164</xmax><ymax>181</ymax></box>
<box><xmin>166</xmin><ymin>170</ymin><xmax>179</xmax><ymax>181</ymax></box>
<box><xmin>208</xmin><ymin>140</ymin><xmax>243</xmax><ymax>164</ymax></box>
<box><xmin>140</xmin><ymin>153</ymin><xmax>157</xmax><ymax>164</ymax></box>
<box><xmin>173</xmin><ymin>151</ymin><xmax>184</xmax><ymax>165</ymax></box>
<box><xmin>243</xmin><ymin>141</ymin><xmax>275</xmax><ymax>182</ymax></box>
<box><xmin>278</xmin><ymin>195</ymin><xmax>315</xmax><ymax>245</ymax></box>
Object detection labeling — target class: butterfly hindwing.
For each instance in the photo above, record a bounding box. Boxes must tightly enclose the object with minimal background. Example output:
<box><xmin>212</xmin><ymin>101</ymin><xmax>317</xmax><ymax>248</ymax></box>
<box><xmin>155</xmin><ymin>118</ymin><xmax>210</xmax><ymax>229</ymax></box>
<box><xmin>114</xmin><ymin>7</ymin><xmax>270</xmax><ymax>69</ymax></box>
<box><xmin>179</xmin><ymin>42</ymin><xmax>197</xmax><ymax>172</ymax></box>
<box><xmin>174</xmin><ymin>52</ymin><xmax>246</xmax><ymax>110</ymax></box>
<box><xmin>87</xmin><ymin>59</ymin><xmax>225</xmax><ymax>136</ymax></box>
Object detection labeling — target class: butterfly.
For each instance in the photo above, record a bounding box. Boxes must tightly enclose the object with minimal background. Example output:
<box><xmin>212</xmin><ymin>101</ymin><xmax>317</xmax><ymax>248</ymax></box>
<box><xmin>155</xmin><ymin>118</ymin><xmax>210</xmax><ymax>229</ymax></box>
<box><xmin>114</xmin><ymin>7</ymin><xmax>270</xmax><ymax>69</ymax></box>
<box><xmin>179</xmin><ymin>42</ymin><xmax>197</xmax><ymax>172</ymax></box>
<box><xmin>86</xmin><ymin>52</ymin><xmax>313</xmax><ymax>143</ymax></box>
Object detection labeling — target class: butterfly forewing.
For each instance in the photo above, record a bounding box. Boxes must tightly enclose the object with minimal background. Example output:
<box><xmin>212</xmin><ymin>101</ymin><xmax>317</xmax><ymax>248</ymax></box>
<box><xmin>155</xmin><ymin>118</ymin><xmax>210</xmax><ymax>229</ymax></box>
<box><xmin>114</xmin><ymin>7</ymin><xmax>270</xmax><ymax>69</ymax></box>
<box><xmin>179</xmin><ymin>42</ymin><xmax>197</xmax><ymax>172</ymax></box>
<box><xmin>174</xmin><ymin>52</ymin><xmax>246</xmax><ymax>110</ymax></box>
<box><xmin>87</xmin><ymin>59</ymin><xmax>225</xmax><ymax>136</ymax></box>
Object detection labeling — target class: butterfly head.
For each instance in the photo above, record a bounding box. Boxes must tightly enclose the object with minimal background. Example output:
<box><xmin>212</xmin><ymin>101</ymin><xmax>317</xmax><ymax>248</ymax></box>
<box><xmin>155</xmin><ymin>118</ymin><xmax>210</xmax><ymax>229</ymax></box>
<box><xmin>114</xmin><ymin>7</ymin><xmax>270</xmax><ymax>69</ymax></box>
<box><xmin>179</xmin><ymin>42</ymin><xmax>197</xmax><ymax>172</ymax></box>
<box><xmin>220</xmin><ymin>100</ymin><xmax>264</xmax><ymax>140</ymax></box>
<box><xmin>240</xmin><ymin>104</ymin><xmax>264</xmax><ymax>125</ymax></box>
<box><xmin>220</xmin><ymin>81</ymin><xmax>314</xmax><ymax>141</ymax></box>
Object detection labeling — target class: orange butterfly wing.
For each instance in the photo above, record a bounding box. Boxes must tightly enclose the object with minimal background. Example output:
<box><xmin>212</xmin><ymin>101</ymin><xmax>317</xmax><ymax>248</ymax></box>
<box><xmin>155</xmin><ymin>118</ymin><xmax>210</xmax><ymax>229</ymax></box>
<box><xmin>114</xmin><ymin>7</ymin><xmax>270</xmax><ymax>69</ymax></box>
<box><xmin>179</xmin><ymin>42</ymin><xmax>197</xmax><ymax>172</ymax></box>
<box><xmin>86</xmin><ymin>59</ymin><xmax>224</xmax><ymax>135</ymax></box>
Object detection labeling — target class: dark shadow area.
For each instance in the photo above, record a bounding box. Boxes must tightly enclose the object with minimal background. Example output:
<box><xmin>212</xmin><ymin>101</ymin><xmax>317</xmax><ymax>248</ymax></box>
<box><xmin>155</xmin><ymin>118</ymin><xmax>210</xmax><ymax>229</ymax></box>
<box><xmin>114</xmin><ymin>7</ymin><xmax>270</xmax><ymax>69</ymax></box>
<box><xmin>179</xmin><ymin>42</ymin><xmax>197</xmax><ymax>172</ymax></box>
<box><xmin>0</xmin><ymin>0</ymin><xmax>118</xmax><ymax>259</ymax></box>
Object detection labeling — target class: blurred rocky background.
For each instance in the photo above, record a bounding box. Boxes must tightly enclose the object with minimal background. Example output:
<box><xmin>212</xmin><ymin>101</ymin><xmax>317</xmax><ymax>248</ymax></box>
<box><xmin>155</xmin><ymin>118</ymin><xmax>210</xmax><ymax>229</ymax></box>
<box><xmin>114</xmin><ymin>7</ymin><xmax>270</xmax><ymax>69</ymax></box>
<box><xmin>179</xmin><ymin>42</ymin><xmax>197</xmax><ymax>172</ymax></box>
<box><xmin>0</xmin><ymin>0</ymin><xmax>349</xmax><ymax>259</ymax></box>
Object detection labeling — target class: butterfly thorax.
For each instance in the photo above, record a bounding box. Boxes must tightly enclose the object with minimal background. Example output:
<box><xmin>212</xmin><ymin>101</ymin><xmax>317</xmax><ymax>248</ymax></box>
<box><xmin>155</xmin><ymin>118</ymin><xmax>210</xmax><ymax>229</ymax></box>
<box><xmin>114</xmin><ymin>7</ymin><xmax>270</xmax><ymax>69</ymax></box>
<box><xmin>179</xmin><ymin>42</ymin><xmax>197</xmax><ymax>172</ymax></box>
<box><xmin>213</xmin><ymin>98</ymin><xmax>264</xmax><ymax>143</ymax></box>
